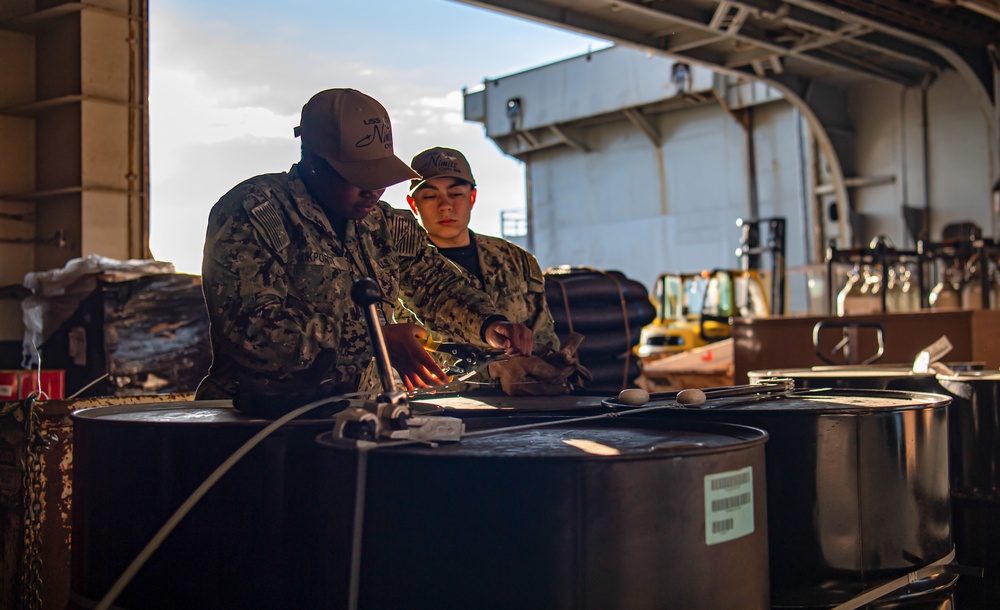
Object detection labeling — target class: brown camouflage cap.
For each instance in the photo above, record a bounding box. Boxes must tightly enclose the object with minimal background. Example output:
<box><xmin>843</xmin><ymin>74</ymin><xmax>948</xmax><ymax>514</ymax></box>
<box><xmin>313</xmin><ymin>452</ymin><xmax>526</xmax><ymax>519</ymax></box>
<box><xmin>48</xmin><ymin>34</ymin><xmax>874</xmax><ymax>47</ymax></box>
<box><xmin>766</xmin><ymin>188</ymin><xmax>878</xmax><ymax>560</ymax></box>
<box><xmin>295</xmin><ymin>88</ymin><xmax>419</xmax><ymax>191</ymax></box>
<box><xmin>408</xmin><ymin>147</ymin><xmax>477</xmax><ymax>195</ymax></box>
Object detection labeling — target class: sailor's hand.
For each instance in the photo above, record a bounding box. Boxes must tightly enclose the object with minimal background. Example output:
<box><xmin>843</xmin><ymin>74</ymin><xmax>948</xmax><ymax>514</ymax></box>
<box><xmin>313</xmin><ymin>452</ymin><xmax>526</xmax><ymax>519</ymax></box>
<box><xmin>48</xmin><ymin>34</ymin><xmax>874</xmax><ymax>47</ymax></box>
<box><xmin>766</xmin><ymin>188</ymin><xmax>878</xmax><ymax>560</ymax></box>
<box><xmin>484</xmin><ymin>321</ymin><xmax>533</xmax><ymax>356</ymax></box>
<box><xmin>381</xmin><ymin>323</ymin><xmax>449</xmax><ymax>392</ymax></box>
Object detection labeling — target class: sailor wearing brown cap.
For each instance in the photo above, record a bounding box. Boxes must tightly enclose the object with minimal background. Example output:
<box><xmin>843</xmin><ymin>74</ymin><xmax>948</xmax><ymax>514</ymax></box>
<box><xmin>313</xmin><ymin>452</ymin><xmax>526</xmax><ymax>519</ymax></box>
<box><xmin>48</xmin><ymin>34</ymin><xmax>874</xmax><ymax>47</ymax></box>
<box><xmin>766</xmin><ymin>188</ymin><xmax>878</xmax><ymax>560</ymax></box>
<box><xmin>196</xmin><ymin>90</ymin><xmax>533</xmax><ymax>415</ymax></box>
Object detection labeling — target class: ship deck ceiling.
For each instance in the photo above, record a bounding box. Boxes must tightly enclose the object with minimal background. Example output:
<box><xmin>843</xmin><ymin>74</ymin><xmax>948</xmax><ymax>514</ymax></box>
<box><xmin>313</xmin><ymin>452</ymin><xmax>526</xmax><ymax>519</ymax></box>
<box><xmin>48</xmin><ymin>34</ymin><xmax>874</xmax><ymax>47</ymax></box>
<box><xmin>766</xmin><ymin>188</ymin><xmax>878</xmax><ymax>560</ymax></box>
<box><xmin>457</xmin><ymin>0</ymin><xmax>999</xmax><ymax>92</ymax></box>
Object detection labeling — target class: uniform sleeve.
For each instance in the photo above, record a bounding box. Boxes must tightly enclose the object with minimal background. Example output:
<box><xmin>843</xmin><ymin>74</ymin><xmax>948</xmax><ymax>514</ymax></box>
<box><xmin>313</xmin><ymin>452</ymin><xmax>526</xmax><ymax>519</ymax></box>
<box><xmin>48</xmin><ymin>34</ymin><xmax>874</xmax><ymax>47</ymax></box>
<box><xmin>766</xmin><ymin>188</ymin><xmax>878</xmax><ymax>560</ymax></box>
<box><xmin>388</xmin><ymin>209</ymin><xmax>501</xmax><ymax>347</ymax></box>
<box><xmin>202</xmin><ymin>187</ymin><xmax>342</xmax><ymax>377</ymax></box>
<box><xmin>393</xmin><ymin>297</ymin><xmax>425</xmax><ymax>327</ymax></box>
<box><xmin>522</xmin><ymin>251</ymin><xmax>561</xmax><ymax>350</ymax></box>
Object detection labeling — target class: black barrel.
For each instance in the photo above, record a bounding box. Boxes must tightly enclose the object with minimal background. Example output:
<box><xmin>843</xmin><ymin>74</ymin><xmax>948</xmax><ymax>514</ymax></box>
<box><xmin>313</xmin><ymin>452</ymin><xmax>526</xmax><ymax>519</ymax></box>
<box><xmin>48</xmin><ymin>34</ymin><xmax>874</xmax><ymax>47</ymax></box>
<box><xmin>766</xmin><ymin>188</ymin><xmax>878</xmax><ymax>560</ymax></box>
<box><xmin>950</xmin><ymin>492</ymin><xmax>1000</xmax><ymax>609</ymax></box>
<box><xmin>70</xmin><ymin>401</ymin><xmax>337</xmax><ymax>609</ymax></box>
<box><xmin>935</xmin><ymin>371</ymin><xmax>1000</xmax><ymax>495</ymax></box>
<box><xmin>607</xmin><ymin>388</ymin><xmax>955</xmax><ymax>608</ymax></box>
<box><xmin>314</xmin><ymin>416</ymin><xmax>771</xmax><ymax>610</ymax></box>
<box><xmin>935</xmin><ymin>371</ymin><xmax>1000</xmax><ymax>609</ymax></box>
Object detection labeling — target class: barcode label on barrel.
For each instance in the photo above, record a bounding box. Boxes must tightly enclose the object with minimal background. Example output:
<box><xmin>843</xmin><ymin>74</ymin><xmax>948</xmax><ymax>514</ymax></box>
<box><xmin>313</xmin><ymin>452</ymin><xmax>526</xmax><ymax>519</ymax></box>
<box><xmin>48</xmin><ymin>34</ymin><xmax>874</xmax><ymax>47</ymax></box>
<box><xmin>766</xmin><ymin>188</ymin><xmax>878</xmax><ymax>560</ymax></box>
<box><xmin>710</xmin><ymin>471</ymin><xmax>750</xmax><ymax>491</ymax></box>
<box><xmin>705</xmin><ymin>466</ymin><xmax>754</xmax><ymax>545</ymax></box>
<box><xmin>711</xmin><ymin>492</ymin><xmax>751</xmax><ymax>512</ymax></box>
<box><xmin>712</xmin><ymin>518</ymin><xmax>734</xmax><ymax>534</ymax></box>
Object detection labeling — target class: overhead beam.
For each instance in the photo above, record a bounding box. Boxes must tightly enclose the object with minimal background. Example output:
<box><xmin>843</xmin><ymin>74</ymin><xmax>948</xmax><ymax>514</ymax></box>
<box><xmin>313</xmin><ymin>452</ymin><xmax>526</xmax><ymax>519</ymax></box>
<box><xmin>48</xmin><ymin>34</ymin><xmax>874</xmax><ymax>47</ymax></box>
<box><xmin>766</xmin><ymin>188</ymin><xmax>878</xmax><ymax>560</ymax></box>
<box><xmin>783</xmin><ymin>23</ymin><xmax>874</xmax><ymax>55</ymax></box>
<box><xmin>708</xmin><ymin>1</ymin><xmax>750</xmax><ymax>33</ymax></box>
<box><xmin>659</xmin><ymin>30</ymin><xmax>727</xmax><ymax>54</ymax></box>
<box><xmin>733</xmin><ymin>0</ymin><xmax>944</xmax><ymax>66</ymax></box>
<box><xmin>780</xmin><ymin>0</ymin><xmax>997</xmax><ymax>177</ymax></box>
<box><xmin>548</xmin><ymin>124</ymin><xmax>589</xmax><ymax>152</ymax></box>
<box><xmin>778</xmin><ymin>18</ymin><xmax>942</xmax><ymax>71</ymax></box>
<box><xmin>610</xmin><ymin>0</ymin><xmax>920</xmax><ymax>84</ymax></box>
<box><xmin>623</xmin><ymin>108</ymin><xmax>662</xmax><ymax>146</ymax></box>
<box><xmin>816</xmin><ymin>47</ymin><xmax>916</xmax><ymax>83</ymax></box>
<box><xmin>459</xmin><ymin>0</ymin><xmax>922</xmax><ymax>84</ymax></box>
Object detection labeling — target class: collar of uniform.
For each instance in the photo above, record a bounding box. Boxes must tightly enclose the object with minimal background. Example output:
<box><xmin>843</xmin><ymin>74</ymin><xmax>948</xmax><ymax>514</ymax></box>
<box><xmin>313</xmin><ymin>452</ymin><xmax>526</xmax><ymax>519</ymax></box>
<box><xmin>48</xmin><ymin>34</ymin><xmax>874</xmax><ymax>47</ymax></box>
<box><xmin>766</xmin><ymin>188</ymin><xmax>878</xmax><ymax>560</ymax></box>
<box><xmin>288</xmin><ymin>163</ymin><xmax>337</xmax><ymax>237</ymax></box>
<box><xmin>358</xmin><ymin>201</ymin><xmax>387</xmax><ymax>235</ymax></box>
<box><xmin>466</xmin><ymin>229</ymin><xmax>489</xmax><ymax>290</ymax></box>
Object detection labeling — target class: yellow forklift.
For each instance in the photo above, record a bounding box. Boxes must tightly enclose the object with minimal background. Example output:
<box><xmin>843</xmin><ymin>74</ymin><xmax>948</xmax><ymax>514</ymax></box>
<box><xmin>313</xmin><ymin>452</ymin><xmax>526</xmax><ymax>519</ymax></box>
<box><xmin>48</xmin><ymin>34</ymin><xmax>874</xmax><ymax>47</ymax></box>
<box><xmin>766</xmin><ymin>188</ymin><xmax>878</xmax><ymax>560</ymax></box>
<box><xmin>636</xmin><ymin>217</ymin><xmax>785</xmax><ymax>360</ymax></box>
<box><xmin>636</xmin><ymin>269</ymin><xmax>771</xmax><ymax>360</ymax></box>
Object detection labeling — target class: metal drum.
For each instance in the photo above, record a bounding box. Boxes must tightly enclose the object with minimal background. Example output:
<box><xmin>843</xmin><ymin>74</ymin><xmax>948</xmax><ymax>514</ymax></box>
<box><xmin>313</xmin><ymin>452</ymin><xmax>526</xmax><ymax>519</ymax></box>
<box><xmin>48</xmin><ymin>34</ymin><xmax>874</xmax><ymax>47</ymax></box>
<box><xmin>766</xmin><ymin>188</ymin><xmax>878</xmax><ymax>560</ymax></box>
<box><xmin>748</xmin><ymin>365</ymin><xmax>940</xmax><ymax>392</ymax></box>
<box><xmin>606</xmin><ymin>388</ymin><xmax>955</xmax><ymax>609</ymax></box>
<box><xmin>934</xmin><ymin>371</ymin><xmax>1000</xmax><ymax>609</ymax></box>
<box><xmin>935</xmin><ymin>371</ymin><xmax>1000</xmax><ymax>495</ymax></box>
<box><xmin>70</xmin><ymin>400</ymin><xmax>338</xmax><ymax>609</ymax></box>
<box><xmin>314</xmin><ymin>416</ymin><xmax>771</xmax><ymax>610</ymax></box>
<box><xmin>751</xmin><ymin>365</ymin><xmax>995</xmax><ymax>607</ymax></box>
<box><xmin>411</xmin><ymin>392</ymin><xmax>610</xmax><ymax>417</ymax></box>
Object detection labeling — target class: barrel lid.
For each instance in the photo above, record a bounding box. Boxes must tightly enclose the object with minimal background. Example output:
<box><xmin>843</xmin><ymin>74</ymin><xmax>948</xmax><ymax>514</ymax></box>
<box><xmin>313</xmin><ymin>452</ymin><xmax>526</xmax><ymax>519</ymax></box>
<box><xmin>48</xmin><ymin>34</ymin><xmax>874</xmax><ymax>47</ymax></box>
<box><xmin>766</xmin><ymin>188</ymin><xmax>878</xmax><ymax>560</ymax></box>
<box><xmin>748</xmin><ymin>365</ymin><xmax>934</xmax><ymax>379</ymax></box>
<box><xmin>70</xmin><ymin>399</ymin><xmax>446</xmax><ymax>426</ymax></box>
<box><xmin>936</xmin><ymin>370</ymin><xmax>1000</xmax><ymax>382</ymax></box>
<box><xmin>71</xmin><ymin>401</ymin><xmax>320</xmax><ymax>427</ymax></box>
<box><xmin>412</xmin><ymin>394</ymin><xmax>607</xmax><ymax>412</ymax></box>
<box><xmin>606</xmin><ymin>388</ymin><xmax>948</xmax><ymax>414</ymax></box>
<box><xmin>321</xmin><ymin>419</ymin><xmax>767</xmax><ymax>459</ymax></box>
<box><xmin>704</xmin><ymin>390</ymin><xmax>943</xmax><ymax>412</ymax></box>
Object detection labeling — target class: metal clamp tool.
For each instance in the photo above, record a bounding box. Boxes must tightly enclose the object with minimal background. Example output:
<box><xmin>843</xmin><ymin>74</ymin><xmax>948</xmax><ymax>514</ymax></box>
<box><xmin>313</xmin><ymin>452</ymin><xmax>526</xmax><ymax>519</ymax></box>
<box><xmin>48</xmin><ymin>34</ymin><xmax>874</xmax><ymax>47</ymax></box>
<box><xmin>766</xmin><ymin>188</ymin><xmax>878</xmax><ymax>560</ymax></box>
<box><xmin>421</xmin><ymin>334</ymin><xmax>508</xmax><ymax>380</ymax></box>
<box><xmin>333</xmin><ymin>278</ymin><xmax>464</xmax><ymax>443</ymax></box>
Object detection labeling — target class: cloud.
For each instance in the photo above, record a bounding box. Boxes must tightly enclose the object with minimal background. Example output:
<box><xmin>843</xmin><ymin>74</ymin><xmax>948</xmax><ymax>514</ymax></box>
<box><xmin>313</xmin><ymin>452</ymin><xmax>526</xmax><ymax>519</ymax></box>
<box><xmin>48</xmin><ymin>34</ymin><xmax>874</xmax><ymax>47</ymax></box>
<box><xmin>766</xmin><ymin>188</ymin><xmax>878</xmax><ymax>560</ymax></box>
<box><xmin>148</xmin><ymin>0</ymin><xmax>605</xmax><ymax>273</ymax></box>
<box><xmin>392</xmin><ymin>90</ymin><xmax>468</xmax><ymax>136</ymax></box>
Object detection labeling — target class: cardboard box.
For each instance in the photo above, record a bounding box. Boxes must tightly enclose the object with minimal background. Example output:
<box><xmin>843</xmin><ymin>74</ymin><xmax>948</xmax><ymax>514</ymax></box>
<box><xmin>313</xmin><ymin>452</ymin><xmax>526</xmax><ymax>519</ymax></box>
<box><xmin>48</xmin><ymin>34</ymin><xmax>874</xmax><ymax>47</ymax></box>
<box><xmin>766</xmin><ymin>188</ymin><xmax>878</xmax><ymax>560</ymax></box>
<box><xmin>0</xmin><ymin>370</ymin><xmax>66</xmax><ymax>400</ymax></box>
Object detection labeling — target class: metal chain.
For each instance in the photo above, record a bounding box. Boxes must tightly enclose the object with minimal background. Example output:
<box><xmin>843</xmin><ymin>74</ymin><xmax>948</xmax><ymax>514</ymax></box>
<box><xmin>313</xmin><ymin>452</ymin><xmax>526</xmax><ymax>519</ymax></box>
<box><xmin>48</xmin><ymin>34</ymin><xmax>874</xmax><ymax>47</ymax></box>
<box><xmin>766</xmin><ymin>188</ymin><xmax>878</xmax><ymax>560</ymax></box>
<box><xmin>20</xmin><ymin>395</ymin><xmax>44</xmax><ymax>610</ymax></box>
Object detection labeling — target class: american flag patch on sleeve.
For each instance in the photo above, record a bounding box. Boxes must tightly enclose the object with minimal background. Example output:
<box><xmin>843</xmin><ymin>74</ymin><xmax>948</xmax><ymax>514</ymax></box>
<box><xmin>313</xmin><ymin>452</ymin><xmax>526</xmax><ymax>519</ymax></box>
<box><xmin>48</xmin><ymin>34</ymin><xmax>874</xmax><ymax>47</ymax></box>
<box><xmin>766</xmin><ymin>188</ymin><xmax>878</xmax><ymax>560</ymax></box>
<box><xmin>249</xmin><ymin>201</ymin><xmax>290</xmax><ymax>253</ymax></box>
<box><xmin>387</xmin><ymin>212</ymin><xmax>424</xmax><ymax>258</ymax></box>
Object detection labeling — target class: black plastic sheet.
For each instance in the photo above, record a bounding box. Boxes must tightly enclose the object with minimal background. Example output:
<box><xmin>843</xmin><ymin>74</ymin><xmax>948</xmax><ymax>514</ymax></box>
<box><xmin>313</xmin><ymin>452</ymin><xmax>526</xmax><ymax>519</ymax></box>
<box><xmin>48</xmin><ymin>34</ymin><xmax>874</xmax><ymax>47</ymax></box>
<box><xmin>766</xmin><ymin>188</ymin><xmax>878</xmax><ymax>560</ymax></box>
<box><xmin>39</xmin><ymin>274</ymin><xmax>210</xmax><ymax>397</ymax></box>
<box><xmin>544</xmin><ymin>267</ymin><xmax>654</xmax><ymax>390</ymax></box>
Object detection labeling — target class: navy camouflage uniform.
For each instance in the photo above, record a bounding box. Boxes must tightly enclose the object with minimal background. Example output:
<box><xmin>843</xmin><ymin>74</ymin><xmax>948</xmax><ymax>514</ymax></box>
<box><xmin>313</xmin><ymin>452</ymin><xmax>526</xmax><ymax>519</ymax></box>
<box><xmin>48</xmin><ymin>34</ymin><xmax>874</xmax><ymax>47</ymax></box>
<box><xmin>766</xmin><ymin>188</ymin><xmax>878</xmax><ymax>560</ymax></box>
<box><xmin>398</xmin><ymin>231</ymin><xmax>559</xmax><ymax>351</ymax></box>
<box><xmin>196</xmin><ymin>164</ymin><xmax>502</xmax><ymax>409</ymax></box>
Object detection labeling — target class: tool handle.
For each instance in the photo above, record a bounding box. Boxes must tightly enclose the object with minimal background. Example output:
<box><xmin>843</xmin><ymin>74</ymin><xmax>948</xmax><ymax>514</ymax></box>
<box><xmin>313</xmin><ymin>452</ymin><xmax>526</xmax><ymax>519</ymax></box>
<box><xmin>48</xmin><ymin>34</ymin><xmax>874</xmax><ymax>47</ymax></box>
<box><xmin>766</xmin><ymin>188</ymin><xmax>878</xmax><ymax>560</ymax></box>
<box><xmin>419</xmin><ymin>332</ymin><xmax>443</xmax><ymax>352</ymax></box>
<box><xmin>351</xmin><ymin>278</ymin><xmax>395</xmax><ymax>394</ymax></box>
<box><xmin>812</xmin><ymin>320</ymin><xmax>884</xmax><ymax>365</ymax></box>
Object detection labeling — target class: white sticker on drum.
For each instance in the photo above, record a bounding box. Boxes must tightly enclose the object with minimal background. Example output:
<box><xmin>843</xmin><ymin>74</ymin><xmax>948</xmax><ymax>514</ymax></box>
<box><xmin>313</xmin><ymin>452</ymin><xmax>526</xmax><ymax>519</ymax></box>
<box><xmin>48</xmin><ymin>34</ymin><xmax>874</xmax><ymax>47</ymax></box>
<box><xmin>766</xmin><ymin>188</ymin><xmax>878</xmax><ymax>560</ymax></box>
<box><xmin>704</xmin><ymin>466</ymin><xmax>754</xmax><ymax>545</ymax></box>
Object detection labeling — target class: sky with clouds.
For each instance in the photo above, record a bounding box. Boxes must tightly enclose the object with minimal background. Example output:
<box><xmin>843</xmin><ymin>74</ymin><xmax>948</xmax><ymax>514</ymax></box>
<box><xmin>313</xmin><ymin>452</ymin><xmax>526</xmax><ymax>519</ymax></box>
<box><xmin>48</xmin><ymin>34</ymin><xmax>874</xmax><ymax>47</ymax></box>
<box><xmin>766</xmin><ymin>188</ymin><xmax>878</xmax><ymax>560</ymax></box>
<box><xmin>148</xmin><ymin>0</ymin><xmax>609</xmax><ymax>274</ymax></box>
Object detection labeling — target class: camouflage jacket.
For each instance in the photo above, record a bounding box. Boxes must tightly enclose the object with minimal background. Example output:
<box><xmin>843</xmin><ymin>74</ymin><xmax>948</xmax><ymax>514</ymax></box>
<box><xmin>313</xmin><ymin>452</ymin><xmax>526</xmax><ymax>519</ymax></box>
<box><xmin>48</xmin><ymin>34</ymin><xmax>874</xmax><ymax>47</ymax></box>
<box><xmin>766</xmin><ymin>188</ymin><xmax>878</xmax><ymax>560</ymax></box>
<box><xmin>197</xmin><ymin>164</ymin><xmax>502</xmax><ymax>401</ymax></box>
<box><xmin>398</xmin><ymin>231</ymin><xmax>560</xmax><ymax>350</ymax></box>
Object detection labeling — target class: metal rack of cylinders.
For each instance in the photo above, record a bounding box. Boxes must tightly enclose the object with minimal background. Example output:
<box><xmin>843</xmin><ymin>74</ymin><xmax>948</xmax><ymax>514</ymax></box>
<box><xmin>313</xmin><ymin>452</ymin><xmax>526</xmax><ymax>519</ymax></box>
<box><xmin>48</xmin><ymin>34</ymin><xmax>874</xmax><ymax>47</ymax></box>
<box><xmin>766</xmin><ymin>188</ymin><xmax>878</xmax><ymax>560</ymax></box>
<box><xmin>921</xmin><ymin>236</ymin><xmax>1000</xmax><ymax>312</ymax></box>
<box><xmin>826</xmin><ymin>238</ymin><xmax>924</xmax><ymax>316</ymax></box>
<box><xmin>825</xmin><ymin>233</ymin><xmax>1000</xmax><ymax>316</ymax></box>
<box><xmin>746</xmin><ymin>365</ymin><xmax>999</xmax><ymax>609</ymax></box>
<box><xmin>69</xmin><ymin>395</ymin><xmax>771</xmax><ymax>610</ymax></box>
<box><xmin>604</xmin><ymin>384</ymin><xmax>959</xmax><ymax>609</ymax></box>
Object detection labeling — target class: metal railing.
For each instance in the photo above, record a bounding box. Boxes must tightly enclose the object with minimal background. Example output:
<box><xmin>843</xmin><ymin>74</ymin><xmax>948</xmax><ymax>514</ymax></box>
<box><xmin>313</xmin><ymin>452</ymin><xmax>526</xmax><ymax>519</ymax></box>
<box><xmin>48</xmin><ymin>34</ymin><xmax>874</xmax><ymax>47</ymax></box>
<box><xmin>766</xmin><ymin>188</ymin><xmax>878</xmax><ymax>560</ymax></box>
<box><xmin>500</xmin><ymin>209</ymin><xmax>527</xmax><ymax>238</ymax></box>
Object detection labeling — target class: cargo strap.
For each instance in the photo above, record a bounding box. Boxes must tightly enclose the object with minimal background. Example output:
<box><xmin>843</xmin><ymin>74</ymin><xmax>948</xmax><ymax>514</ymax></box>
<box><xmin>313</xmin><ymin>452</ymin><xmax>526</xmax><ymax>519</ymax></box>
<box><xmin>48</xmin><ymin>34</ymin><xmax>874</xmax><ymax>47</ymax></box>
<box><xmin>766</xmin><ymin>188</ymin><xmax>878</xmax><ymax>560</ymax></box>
<box><xmin>19</xmin><ymin>395</ymin><xmax>44</xmax><ymax>610</ymax></box>
<box><xmin>829</xmin><ymin>547</ymin><xmax>982</xmax><ymax>610</ymax></box>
